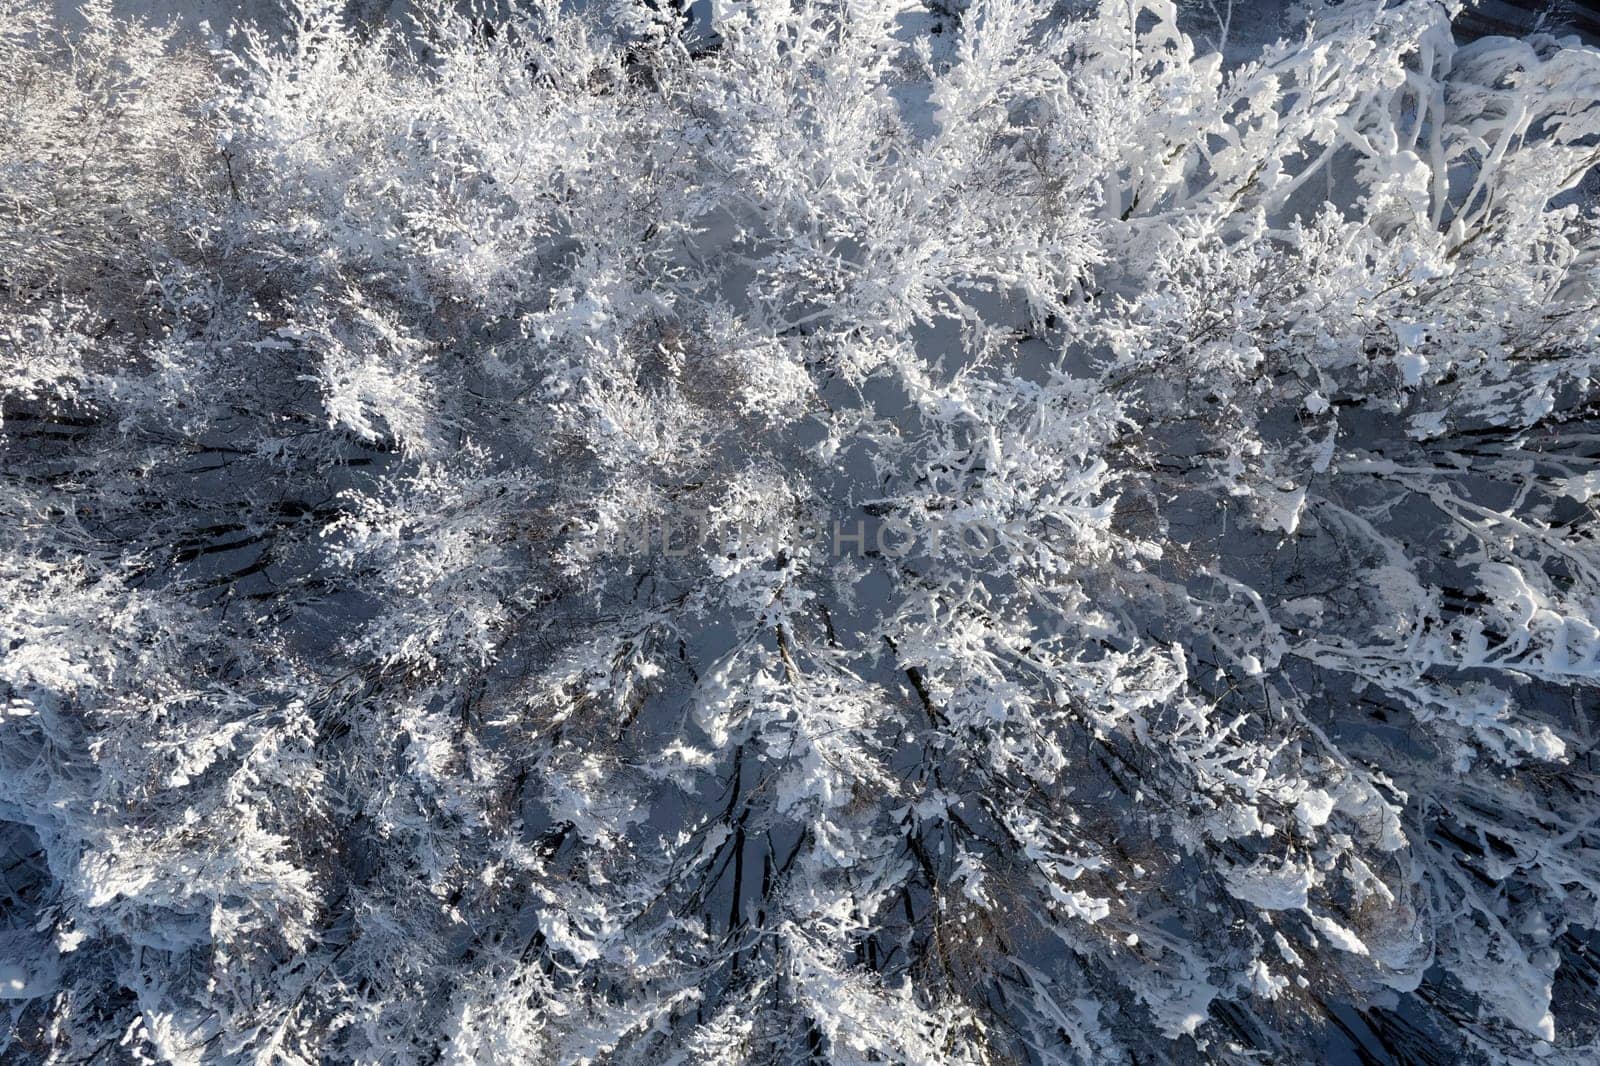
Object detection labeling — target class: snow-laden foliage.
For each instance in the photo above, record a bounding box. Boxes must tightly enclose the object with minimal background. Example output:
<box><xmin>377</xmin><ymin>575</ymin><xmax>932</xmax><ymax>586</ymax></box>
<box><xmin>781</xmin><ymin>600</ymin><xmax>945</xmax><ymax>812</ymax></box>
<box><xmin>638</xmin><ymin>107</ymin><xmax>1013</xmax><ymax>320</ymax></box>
<box><xmin>3</xmin><ymin>0</ymin><xmax>1600</xmax><ymax>1061</ymax></box>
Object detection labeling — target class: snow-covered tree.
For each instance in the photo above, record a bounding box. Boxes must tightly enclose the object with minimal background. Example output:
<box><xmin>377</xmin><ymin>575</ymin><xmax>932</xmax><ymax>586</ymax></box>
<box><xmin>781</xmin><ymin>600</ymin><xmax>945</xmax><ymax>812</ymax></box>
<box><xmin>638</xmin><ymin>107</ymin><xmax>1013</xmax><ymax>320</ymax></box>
<box><xmin>3</xmin><ymin>0</ymin><xmax>1599</xmax><ymax>1061</ymax></box>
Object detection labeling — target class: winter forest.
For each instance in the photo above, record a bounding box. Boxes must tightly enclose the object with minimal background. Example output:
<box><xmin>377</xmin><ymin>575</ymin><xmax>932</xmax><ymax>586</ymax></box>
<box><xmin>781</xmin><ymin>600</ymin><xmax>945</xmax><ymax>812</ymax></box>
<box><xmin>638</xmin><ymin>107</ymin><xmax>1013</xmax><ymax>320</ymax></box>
<box><xmin>4</xmin><ymin>0</ymin><xmax>1600</xmax><ymax>1061</ymax></box>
